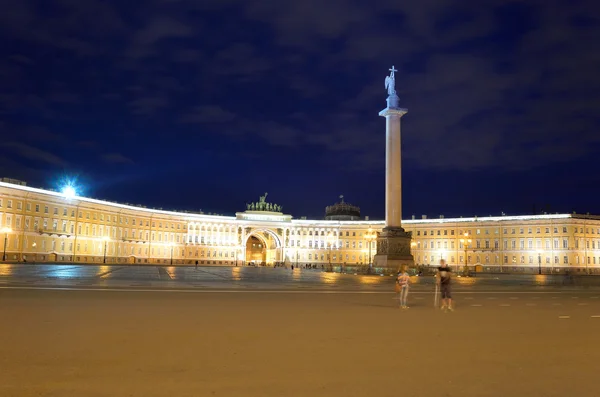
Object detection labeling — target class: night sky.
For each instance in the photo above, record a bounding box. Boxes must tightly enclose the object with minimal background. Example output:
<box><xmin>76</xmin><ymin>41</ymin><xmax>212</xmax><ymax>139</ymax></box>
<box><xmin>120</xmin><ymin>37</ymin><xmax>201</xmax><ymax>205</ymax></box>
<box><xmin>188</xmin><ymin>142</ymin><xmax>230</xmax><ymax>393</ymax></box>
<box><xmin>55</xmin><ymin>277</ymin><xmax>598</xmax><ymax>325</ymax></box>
<box><xmin>1</xmin><ymin>0</ymin><xmax>599</xmax><ymax>220</ymax></box>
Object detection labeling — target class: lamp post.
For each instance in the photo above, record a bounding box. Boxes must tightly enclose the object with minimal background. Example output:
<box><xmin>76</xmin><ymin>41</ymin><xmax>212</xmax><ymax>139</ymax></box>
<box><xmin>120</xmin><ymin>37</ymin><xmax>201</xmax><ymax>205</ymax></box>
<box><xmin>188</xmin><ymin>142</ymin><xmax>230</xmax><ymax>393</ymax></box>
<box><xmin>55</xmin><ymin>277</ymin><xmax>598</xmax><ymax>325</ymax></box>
<box><xmin>327</xmin><ymin>232</ymin><xmax>334</xmax><ymax>271</ymax></box>
<box><xmin>537</xmin><ymin>250</ymin><xmax>542</xmax><ymax>275</ymax></box>
<box><xmin>460</xmin><ymin>233</ymin><xmax>472</xmax><ymax>275</ymax></box>
<box><xmin>365</xmin><ymin>229</ymin><xmax>377</xmax><ymax>269</ymax></box>
<box><xmin>2</xmin><ymin>227</ymin><xmax>12</xmax><ymax>262</ymax></box>
<box><xmin>102</xmin><ymin>236</ymin><xmax>109</xmax><ymax>264</ymax></box>
<box><xmin>295</xmin><ymin>248</ymin><xmax>299</xmax><ymax>267</ymax></box>
<box><xmin>169</xmin><ymin>243</ymin><xmax>174</xmax><ymax>265</ymax></box>
<box><xmin>410</xmin><ymin>241</ymin><xmax>417</xmax><ymax>273</ymax></box>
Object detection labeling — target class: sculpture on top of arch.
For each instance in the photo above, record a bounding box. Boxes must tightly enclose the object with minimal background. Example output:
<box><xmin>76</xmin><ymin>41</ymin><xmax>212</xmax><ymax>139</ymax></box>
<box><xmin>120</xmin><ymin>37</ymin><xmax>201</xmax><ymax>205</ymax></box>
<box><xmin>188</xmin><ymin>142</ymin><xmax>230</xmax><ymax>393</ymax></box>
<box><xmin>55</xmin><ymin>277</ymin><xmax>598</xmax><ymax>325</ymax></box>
<box><xmin>246</xmin><ymin>192</ymin><xmax>283</xmax><ymax>213</ymax></box>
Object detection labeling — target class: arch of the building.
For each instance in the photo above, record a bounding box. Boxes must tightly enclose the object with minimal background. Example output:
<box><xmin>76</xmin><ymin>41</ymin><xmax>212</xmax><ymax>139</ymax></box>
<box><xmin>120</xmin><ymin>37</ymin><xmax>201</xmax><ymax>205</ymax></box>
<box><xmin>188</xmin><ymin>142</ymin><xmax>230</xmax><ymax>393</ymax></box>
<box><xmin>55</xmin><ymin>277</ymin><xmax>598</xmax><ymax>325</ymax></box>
<box><xmin>243</xmin><ymin>228</ymin><xmax>283</xmax><ymax>266</ymax></box>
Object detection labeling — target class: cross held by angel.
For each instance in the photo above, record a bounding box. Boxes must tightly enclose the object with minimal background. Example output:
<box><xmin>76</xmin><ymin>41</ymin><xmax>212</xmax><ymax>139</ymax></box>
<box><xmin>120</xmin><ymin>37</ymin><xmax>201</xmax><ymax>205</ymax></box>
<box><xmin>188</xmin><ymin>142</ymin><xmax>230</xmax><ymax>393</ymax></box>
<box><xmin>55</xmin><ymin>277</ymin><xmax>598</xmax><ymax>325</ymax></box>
<box><xmin>385</xmin><ymin>66</ymin><xmax>397</xmax><ymax>96</ymax></box>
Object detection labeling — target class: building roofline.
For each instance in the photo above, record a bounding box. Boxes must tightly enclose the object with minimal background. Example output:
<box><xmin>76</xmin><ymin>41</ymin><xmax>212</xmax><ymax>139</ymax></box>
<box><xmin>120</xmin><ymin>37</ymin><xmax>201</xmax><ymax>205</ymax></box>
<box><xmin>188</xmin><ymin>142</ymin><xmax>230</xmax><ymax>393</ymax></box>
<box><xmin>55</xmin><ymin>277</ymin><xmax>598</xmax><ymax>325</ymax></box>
<box><xmin>2</xmin><ymin>181</ymin><xmax>599</xmax><ymax>224</ymax></box>
<box><xmin>403</xmin><ymin>214</ymin><xmax>573</xmax><ymax>224</ymax></box>
<box><xmin>0</xmin><ymin>181</ymin><xmax>235</xmax><ymax>222</ymax></box>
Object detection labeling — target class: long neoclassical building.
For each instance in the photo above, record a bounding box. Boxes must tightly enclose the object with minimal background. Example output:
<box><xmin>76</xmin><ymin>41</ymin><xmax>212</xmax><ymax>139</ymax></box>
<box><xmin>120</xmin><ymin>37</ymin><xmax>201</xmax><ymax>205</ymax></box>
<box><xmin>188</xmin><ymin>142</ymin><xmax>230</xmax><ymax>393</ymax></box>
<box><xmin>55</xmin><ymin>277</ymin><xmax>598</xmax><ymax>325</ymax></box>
<box><xmin>1</xmin><ymin>179</ymin><xmax>599</xmax><ymax>273</ymax></box>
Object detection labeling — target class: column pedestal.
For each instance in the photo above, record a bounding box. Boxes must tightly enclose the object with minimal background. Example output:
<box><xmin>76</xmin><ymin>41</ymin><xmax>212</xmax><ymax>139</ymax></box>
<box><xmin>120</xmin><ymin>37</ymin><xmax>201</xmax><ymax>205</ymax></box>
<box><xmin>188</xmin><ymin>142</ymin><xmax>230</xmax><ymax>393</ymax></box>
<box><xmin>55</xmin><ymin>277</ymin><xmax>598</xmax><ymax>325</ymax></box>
<box><xmin>372</xmin><ymin>226</ymin><xmax>414</xmax><ymax>273</ymax></box>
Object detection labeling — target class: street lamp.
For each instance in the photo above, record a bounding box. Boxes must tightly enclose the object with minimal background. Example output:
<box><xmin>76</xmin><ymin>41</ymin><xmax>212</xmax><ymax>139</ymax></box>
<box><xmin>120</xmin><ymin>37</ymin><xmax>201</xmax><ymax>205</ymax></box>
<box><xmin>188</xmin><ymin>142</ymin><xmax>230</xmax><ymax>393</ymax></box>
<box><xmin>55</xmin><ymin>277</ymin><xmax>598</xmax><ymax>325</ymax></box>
<box><xmin>537</xmin><ymin>250</ymin><xmax>542</xmax><ymax>275</ymax></box>
<box><xmin>169</xmin><ymin>243</ymin><xmax>174</xmax><ymax>265</ymax></box>
<box><xmin>365</xmin><ymin>228</ymin><xmax>377</xmax><ymax>270</ymax></box>
<box><xmin>460</xmin><ymin>233</ymin><xmax>472</xmax><ymax>275</ymax></box>
<box><xmin>439</xmin><ymin>250</ymin><xmax>446</xmax><ymax>261</ymax></box>
<box><xmin>295</xmin><ymin>248</ymin><xmax>299</xmax><ymax>267</ymax></box>
<box><xmin>2</xmin><ymin>227</ymin><xmax>12</xmax><ymax>262</ymax></box>
<box><xmin>102</xmin><ymin>236</ymin><xmax>109</xmax><ymax>264</ymax></box>
<box><xmin>61</xmin><ymin>184</ymin><xmax>77</xmax><ymax>200</ymax></box>
<box><xmin>327</xmin><ymin>232</ymin><xmax>334</xmax><ymax>270</ymax></box>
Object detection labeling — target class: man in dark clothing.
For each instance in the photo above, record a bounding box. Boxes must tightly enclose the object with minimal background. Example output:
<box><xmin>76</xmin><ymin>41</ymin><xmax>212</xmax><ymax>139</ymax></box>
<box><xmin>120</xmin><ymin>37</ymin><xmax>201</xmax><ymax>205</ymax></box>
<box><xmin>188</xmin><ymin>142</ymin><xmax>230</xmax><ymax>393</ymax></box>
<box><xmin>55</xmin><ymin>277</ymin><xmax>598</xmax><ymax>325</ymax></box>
<box><xmin>436</xmin><ymin>259</ymin><xmax>453</xmax><ymax>311</ymax></box>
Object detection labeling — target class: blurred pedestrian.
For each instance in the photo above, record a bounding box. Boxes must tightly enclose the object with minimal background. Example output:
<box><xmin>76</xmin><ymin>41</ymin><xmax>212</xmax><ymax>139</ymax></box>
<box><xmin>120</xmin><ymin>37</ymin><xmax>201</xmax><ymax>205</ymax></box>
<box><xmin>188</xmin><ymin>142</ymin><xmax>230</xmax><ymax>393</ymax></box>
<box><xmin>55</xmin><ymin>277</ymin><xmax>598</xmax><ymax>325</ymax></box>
<box><xmin>397</xmin><ymin>267</ymin><xmax>411</xmax><ymax>309</ymax></box>
<box><xmin>436</xmin><ymin>259</ymin><xmax>453</xmax><ymax>311</ymax></box>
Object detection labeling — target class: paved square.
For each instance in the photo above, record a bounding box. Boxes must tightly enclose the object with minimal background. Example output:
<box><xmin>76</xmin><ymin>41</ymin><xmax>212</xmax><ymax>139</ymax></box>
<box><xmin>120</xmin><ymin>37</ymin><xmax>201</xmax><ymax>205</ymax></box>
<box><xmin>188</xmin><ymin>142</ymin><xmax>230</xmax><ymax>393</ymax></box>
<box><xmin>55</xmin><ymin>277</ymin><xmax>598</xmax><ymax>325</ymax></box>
<box><xmin>1</xmin><ymin>287</ymin><xmax>599</xmax><ymax>397</ymax></box>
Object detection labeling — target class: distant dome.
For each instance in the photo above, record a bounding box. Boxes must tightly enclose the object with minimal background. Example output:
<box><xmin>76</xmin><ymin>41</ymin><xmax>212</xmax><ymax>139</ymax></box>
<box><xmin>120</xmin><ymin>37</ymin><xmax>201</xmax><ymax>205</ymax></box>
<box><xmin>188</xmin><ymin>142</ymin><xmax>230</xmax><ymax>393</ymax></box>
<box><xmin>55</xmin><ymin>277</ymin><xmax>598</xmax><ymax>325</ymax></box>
<box><xmin>325</xmin><ymin>195</ymin><xmax>361</xmax><ymax>220</ymax></box>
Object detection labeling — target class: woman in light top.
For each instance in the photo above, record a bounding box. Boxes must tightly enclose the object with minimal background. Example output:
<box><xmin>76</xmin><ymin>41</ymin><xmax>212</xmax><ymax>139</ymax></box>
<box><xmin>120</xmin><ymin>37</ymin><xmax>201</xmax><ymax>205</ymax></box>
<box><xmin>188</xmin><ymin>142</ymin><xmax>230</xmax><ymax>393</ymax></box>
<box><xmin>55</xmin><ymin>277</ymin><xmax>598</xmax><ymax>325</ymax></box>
<box><xmin>396</xmin><ymin>267</ymin><xmax>411</xmax><ymax>309</ymax></box>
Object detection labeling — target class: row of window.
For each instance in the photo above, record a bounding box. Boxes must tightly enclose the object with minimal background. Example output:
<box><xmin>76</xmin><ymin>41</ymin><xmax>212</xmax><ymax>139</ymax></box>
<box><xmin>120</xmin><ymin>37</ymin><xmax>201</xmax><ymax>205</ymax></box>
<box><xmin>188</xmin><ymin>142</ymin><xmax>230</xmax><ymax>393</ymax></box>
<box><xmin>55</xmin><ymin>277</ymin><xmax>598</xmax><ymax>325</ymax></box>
<box><xmin>416</xmin><ymin>226</ymin><xmax>600</xmax><ymax>237</ymax></box>
<box><xmin>418</xmin><ymin>254</ymin><xmax>600</xmax><ymax>265</ymax></box>
<box><xmin>6</xmin><ymin>231</ymin><xmax>600</xmax><ymax>265</ymax></box>
<box><xmin>288</xmin><ymin>229</ymin><xmax>365</xmax><ymax>237</ymax></box>
<box><xmin>0</xmin><ymin>200</ymin><xmax>185</xmax><ymax>229</ymax></box>
<box><xmin>289</xmin><ymin>240</ymin><xmax>376</xmax><ymax>249</ymax></box>
<box><xmin>415</xmin><ymin>238</ymin><xmax>600</xmax><ymax>250</ymax></box>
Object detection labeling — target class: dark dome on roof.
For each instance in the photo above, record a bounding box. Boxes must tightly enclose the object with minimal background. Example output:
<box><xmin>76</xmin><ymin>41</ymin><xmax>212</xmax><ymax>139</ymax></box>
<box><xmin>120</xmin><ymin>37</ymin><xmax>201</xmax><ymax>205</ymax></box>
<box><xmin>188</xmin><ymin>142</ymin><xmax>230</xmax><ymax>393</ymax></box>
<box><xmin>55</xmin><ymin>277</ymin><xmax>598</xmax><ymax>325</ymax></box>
<box><xmin>325</xmin><ymin>195</ymin><xmax>361</xmax><ymax>220</ymax></box>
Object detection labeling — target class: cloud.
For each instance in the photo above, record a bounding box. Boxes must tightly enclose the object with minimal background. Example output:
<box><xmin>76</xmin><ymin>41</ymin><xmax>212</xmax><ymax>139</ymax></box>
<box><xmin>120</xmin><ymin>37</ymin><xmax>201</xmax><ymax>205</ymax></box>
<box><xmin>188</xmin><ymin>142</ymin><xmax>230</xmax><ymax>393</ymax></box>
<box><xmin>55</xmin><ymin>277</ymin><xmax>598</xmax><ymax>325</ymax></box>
<box><xmin>211</xmin><ymin>43</ymin><xmax>272</xmax><ymax>80</ymax></box>
<box><xmin>0</xmin><ymin>142</ymin><xmax>67</xmax><ymax>167</ymax></box>
<box><xmin>128</xmin><ymin>95</ymin><xmax>170</xmax><ymax>115</ymax></box>
<box><xmin>0</xmin><ymin>0</ymin><xmax>598</xmax><ymax>176</ymax></box>
<box><xmin>179</xmin><ymin>104</ymin><xmax>301</xmax><ymax>146</ymax></box>
<box><xmin>179</xmin><ymin>105</ymin><xmax>238</xmax><ymax>124</ymax></box>
<box><xmin>101</xmin><ymin>153</ymin><xmax>134</xmax><ymax>164</ymax></box>
<box><xmin>77</xmin><ymin>141</ymin><xmax>98</xmax><ymax>148</ymax></box>
<box><xmin>0</xmin><ymin>0</ymin><xmax>127</xmax><ymax>56</ymax></box>
<box><xmin>261</xmin><ymin>0</ymin><xmax>600</xmax><ymax>172</ymax></box>
<box><xmin>127</xmin><ymin>17</ymin><xmax>194</xmax><ymax>60</ymax></box>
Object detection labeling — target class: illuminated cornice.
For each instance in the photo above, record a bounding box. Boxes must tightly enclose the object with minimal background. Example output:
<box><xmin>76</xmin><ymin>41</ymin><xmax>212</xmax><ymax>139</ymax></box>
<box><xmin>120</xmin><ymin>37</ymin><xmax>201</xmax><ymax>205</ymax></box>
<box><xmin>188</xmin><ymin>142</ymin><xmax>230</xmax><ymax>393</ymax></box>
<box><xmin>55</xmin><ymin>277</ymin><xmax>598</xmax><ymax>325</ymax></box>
<box><xmin>403</xmin><ymin>214</ymin><xmax>574</xmax><ymax>224</ymax></box>
<box><xmin>0</xmin><ymin>181</ymin><xmax>234</xmax><ymax>222</ymax></box>
<box><xmin>1</xmin><ymin>181</ymin><xmax>598</xmax><ymax>225</ymax></box>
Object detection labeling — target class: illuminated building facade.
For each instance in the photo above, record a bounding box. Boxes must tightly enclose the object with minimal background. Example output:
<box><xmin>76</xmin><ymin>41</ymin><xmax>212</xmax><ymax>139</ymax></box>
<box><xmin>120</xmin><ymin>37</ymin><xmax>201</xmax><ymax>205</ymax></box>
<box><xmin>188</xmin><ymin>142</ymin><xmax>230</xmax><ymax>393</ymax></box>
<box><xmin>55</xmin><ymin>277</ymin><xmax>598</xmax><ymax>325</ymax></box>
<box><xmin>1</xmin><ymin>179</ymin><xmax>599</xmax><ymax>273</ymax></box>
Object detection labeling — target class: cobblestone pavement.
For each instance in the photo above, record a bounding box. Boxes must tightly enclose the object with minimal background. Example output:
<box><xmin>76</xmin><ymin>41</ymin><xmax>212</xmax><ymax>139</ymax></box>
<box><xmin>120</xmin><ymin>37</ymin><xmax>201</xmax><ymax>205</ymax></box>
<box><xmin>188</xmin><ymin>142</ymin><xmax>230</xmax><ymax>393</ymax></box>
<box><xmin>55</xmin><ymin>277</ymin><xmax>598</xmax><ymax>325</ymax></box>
<box><xmin>1</xmin><ymin>287</ymin><xmax>599</xmax><ymax>397</ymax></box>
<box><xmin>0</xmin><ymin>263</ymin><xmax>598</xmax><ymax>292</ymax></box>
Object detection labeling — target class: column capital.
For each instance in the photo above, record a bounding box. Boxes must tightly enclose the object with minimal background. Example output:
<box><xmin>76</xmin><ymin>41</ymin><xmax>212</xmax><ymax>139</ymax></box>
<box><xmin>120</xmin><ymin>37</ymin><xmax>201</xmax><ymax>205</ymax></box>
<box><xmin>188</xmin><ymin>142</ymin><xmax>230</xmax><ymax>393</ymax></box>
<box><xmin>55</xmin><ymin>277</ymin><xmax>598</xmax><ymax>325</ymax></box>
<box><xmin>379</xmin><ymin>107</ymin><xmax>407</xmax><ymax>117</ymax></box>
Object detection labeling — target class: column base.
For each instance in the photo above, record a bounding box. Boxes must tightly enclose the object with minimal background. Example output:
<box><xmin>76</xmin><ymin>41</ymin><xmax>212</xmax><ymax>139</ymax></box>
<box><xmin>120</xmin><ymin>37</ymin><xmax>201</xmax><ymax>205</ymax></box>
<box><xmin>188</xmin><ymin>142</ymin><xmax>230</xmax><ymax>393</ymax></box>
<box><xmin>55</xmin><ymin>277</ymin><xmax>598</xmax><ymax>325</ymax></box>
<box><xmin>372</xmin><ymin>226</ymin><xmax>414</xmax><ymax>273</ymax></box>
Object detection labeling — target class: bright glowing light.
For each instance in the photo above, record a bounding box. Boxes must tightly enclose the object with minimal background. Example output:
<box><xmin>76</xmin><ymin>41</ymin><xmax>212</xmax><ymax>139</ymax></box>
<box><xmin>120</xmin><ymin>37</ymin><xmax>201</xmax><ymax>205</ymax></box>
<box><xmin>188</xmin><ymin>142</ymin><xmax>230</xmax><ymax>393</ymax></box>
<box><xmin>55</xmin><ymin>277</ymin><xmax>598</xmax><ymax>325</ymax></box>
<box><xmin>1</xmin><ymin>227</ymin><xmax>12</xmax><ymax>234</ymax></box>
<box><xmin>365</xmin><ymin>228</ymin><xmax>377</xmax><ymax>241</ymax></box>
<box><xmin>61</xmin><ymin>185</ymin><xmax>77</xmax><ymax>199</ymax></box>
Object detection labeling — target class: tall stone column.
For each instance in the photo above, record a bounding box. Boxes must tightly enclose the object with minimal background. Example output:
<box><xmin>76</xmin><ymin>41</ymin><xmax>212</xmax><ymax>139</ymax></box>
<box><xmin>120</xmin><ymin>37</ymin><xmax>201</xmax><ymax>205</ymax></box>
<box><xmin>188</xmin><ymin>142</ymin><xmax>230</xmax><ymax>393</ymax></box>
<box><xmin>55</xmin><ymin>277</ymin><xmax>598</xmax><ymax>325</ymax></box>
<box><xmin>373</xmin><ymin>66</ymin><xmax>414</xmax><ymax>272</ymax></box>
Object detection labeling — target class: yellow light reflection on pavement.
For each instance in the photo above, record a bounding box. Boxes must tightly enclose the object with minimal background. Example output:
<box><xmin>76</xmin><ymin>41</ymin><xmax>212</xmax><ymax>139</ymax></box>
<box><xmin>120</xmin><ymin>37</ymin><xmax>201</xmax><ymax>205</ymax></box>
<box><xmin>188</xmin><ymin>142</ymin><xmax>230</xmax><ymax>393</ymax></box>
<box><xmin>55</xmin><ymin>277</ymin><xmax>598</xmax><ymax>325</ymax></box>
<box><xmin>455</xmin><ymin>276</ymin><xmax>476</xmax><ymax>286</ymax></box>
<box><xmin>533</xmin><ymin>274</ymin><xmax>548</xmax><ymax>286</ymax></box>
<box><xmin>320</xmin><ymin>272</ymin><xmax>340</xmax><ymax>284</ymax></box>
<box><xmin>231</xmin><ymin>266</ymin><xmax>241</xmax><ymax>281</ymax></box>
<box><xmin>292</xmin><ymin>268</ymin><xmax>302</xmax><ymax>280</ymax></box>
<box><xmin>96</xmin><ymin>265</ymin><xmax>111</xmax><ymax>278</ymax></box>
<box><xmin>358</xmin><ymin>276</ymin><xmax>380</xmax><ymax>285</ymax></box>
<box><xmin>0</xmin><ymin>264</ymin><xmax>13</xmax><ymax>276</ymax></box>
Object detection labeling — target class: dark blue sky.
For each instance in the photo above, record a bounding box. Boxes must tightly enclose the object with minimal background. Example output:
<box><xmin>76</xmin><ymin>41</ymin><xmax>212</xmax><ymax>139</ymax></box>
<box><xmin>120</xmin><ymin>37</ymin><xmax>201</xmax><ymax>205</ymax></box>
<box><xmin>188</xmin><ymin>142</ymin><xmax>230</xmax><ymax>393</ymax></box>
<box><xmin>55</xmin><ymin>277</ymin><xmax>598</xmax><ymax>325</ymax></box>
<box><xmin>1</xmin><ymin>0</ymin><xmax>599</xmax><ymax>220</ymax></box>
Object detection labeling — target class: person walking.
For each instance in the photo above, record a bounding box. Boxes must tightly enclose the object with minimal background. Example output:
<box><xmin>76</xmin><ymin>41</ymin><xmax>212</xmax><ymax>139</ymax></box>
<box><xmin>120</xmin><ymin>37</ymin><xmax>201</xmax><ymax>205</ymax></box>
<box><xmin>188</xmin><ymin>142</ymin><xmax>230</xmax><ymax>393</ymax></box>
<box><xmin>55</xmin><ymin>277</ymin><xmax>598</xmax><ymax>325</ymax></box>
<box><xmin>396</xmin><ymin>267</ymin><xmax>411</xmax><ymax>309</ymax></box>
<box><xmin>436</xmin><ymin>259</ymin><xmax>453</xmax><ymax>311</ymax></box>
